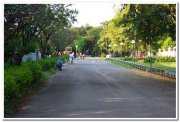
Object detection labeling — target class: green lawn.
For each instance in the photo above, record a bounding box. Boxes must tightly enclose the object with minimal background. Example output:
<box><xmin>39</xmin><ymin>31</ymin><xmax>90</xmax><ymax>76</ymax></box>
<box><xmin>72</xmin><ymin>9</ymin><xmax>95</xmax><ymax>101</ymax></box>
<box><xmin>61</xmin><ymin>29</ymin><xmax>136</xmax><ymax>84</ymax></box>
<box><xmin>136</xmin><ymin>60</ymin><xmax>176</xmax><ymax>71</ymax></box>
<box><xmin>112</xmin><ymin>58</ymin><xmax>176</xmax><ymax>71</ymax></box>
<box><xmin>112</xmin><ymin>60</ymin><xmax>133</xmax><ymax>69</ymax></box>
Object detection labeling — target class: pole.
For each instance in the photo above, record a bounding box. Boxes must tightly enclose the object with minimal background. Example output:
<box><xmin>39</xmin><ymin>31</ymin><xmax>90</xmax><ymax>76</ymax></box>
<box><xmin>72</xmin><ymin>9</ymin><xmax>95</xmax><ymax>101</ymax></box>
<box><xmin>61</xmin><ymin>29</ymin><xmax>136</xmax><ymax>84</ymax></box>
<box><xmin>121</xmin><ymin>45</ymin><xmax>122</xmax><ymax>60</ymax></box>
<box><xmin>133</xmin><ymin>43</ymin><xmax>135</xmax><ymax>64</ymax></box>
<box><xmin>106</xmin><ymin>42</ymin><xmax>108</xmax><ymax>55</ymax></box>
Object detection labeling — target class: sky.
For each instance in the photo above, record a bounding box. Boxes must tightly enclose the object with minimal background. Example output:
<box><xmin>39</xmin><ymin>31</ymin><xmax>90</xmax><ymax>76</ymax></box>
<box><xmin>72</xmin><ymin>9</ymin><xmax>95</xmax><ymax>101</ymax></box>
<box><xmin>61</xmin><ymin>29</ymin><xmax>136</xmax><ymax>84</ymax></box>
<box><xmin>72</xmin><ymin>2</ymin><xmax>121</xmax><ymax>27</ymax></box>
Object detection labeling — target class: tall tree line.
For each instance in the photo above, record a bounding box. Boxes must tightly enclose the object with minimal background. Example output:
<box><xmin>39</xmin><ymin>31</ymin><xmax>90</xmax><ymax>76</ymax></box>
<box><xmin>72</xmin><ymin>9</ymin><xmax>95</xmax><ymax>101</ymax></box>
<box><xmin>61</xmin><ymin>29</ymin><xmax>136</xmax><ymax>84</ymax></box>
<box><xmin>98</xmin><ymin>4</ymin><xmax>176</xmax><ymax>56</ymax></box>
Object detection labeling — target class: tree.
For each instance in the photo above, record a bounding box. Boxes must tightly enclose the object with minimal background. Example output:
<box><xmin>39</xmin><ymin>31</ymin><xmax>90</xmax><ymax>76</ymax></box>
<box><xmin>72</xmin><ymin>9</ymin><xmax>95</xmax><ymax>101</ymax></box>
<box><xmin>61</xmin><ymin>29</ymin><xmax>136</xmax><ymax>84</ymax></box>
<box><xmin>118</xmin><ymin>4</ymin><xmax>176</xmax><ymax>47</ymax></box>
<box><xmin>75</xmin><ymin>36</ymin><xmax>87</xmax><ymax>53</ymax></box>
<box><xmin>4</xmin><ymin>4</ymin><xmax>78</xmax><ymax>63</ymax></box>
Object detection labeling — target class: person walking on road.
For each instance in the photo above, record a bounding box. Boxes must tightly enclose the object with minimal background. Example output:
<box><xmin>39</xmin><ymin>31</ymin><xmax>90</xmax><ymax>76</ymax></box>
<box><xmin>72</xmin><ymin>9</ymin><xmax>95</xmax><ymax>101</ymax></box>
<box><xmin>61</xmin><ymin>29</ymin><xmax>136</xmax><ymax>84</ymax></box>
<box><xmin>82</xmin><ymin>53</ymin><xmax>85</xmax><ymax>60</ymax></box>
<box><xmin>69</xmin><ymin>52</ymin><xmax>74</xmax><ymax>64</ymax></box>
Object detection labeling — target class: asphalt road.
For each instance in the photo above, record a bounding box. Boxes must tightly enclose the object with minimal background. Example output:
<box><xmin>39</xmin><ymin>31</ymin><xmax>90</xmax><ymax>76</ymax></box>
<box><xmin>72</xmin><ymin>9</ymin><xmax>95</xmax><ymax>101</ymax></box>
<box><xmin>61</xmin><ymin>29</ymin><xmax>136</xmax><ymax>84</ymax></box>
<box><xmin>13</xmin><ymin>58</ymin><xmax>176</xmax><ymax>118</ymax></box>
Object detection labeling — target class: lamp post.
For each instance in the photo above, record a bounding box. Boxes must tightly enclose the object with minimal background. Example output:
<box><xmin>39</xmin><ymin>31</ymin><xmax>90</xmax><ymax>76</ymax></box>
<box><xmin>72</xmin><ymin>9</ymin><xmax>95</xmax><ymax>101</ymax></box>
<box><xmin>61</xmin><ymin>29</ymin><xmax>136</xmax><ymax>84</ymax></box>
<box><xmin>131</xmin><ymin>40</ymin><xmax>135</xmax><ymax>64</ymax></box>
<box><xmin>120</xmin><ymin>42</ymin><xmax>124</xmax><ymax>60</ymax></box>
<box><xmin>76</xmin><ymin>45</ymin><xmax>78</xmax><ymax>57</ymax></box>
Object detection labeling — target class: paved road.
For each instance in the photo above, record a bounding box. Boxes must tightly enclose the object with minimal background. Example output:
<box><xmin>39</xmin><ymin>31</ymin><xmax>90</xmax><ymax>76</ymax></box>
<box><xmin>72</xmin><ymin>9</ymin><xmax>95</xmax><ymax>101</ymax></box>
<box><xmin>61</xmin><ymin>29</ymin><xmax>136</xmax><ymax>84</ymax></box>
<box><xmin>13</xmin><ymin>58</ymin><xmax>176</xmax><ymax>118</ymax></box>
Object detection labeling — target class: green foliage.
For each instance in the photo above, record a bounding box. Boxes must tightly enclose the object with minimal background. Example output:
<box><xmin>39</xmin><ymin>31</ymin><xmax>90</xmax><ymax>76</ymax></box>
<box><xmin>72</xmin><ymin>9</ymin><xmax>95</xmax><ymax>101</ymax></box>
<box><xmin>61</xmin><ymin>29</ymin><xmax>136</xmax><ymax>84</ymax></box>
<box><xmin>23</xmin><ymin>42</ymin><xmax>39</xmax><ymax>54</ymax></box>
<box><xmin>101</xmin><ymin>53</ymin><xmax>106</xmax><ymax>58</ymax></box>
<box><xmin>122</xmin><ymin>56</ymin><xmax>133</xmax><ymax>61</ymax></box>
<box><xmin>4</xmin><ymin>55</ymin><xmax>67</xmax><ymax>117</ymax></box>
<box><xmin>143</xmin><ymin>56</ymin><xmax>175</xmax><ymax>63</ymax></box>
<box><xmin>162</xmin><ymin>37</ymin><xmax>175</xmax><ymax>50</ymax></box>
<box><xmin>4</xmin><ymin>74</ymin><xmax>20</xmax><ymax>104</ymax></box>
<box><xmin>23</xmin><ymin>62</ymin><xmax>43</xmax><ymax>82</ymax></box>
<box><xmin>75</xmin><ymin>36</ymin><xmax>87</xmax><ymax>53</ymax></box>
<box><xmin>157</xmin><ymin>35</ymin><xmax>175</xmax><ymax>50</ymax></box>
<box><xmin>6</xmin><ymin>66</ymin><xmax>33</xmax><ymax>92</ymax></box>
<box><xmin>37</xmin><ymin>57</ymin><xmax>56</xmax><ymax>71</ymax></box>
<box><xmin>156</xmin><ymin>56</ymin><xmax>175</xmax><ymax>62</ymax></box>
<box><xmin>97</xmin><ymin>4</ymin><xmax>176</xmax><ymax>57</ymax></box>
<box><xmin>71</xmin><ymin>25</ymin><xmax>101</xmax><ymax>56</ymax></box>
<box><xmin>59</xmin><ymin>54</ymin><xmax>69</xmax><ymax>63</ymax></box>
<box><xmin>143</xmin><ymin>56</ymin><xmax>156</xmax><ymax>63</ymax></box>
<box><xmin>4</xmin><ymin>66</ymin><xmax>33</xmax><ymax>117</ymax></box>
<box><xmin>4</xmin><ymin>4</ymin><xmax>78</xmax><ymax>61</ymax></box>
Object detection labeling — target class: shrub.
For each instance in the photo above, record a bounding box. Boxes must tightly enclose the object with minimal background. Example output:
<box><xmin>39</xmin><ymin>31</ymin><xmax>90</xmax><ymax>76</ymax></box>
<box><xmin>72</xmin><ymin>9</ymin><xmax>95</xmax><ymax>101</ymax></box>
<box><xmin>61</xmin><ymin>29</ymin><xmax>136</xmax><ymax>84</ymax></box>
<box><xmin>101</xmin><ymin>53</ymin><xmax>106</xmax><ymax>58</ymax></box>
<box><xmin>122</xmin><ymin>56</ymin><xmax>133</xmax><ymax>61</ymax></box>
<box><xmin>4</xmin><ymin>74</ymin><xmax>20</xmax><ymax>104</ymax></box>
<box><xmin>144</xmin><ymin>56</ymin><xmax>156</xmax><ymax>63</ymax></box>
<box><xmin>7</xmin><ymin>66</ymin><xmax>33</xmax><ymax>93</ymax></box>
<box><xmin>122</xmin><ymin>56</ymin><xmax>138</xmax><ymax>61</ymax></box>
<box><xmin>4</xmin><ymin>56</ymin><xmax>70</xmax><ymax>117</ymax></box>
<box><xmin>38</xmin><ymin>57</ymin><xmax>56</xmax><ymax>71</ymax></box>
<box><xmin>156</xmin><ymin>56</ymin><xmax>175</xmax><ymax>62</ymax></box>
<box><xmin>23</xmin><ymin>61</ymin><xmax>43</xmax><ymax>82</ymax></box>
<box><xmin>59</xmin><ymin>54</ymin><xmax>69</xmax><ymax>63</ymax></box>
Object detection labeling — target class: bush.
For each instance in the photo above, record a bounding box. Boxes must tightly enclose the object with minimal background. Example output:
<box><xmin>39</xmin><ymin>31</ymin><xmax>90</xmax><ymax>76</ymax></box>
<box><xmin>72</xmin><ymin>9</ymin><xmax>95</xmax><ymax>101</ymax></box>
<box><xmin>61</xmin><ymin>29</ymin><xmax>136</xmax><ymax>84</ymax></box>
<box><xmin>101</xmin><ymin>53</ymin><xmax>106</xmax><ymax>58</ymax></box>
<box><xmin>156</xmin><ymin>56</ymin><xmax>175</xmax><ymax>62</ymax></box>
<box><xmin>4</xmin><ymin>74</ymin><xmax>20</xmax><ymax>104</ymax></box>
<box><xmin>144</xmin><ymin>56</ymin><xmax>156</xmax><ymax>63</ymax></box>
<box><xmin>4</xmin><ymin>56</ymin><xmax>69</xmax><ymax>117</ymax></box>
<box><xmin>122</xmin><ymin>56</ymin><xmax>133</xmax><ymax>61</ymax></box>
<box><xmin>23</xmin><ymin>61</ymin><xmax>43</xmax><ymax>82</ymax></box>
<box><xmin>122</xmin><ymin>56</ymin><xmax>138</xmax><ymax>61</ymax></box>
<box><xmin>59</xmin><ymin>54</ymin><xmax>69</xmax><ymax>63</ymax></box>
<box><xmin>4</xmin><ymin>65</ymin><xmax>34</xmax><ymax>117</ymax></box>
<box><xmin>6</xmin><ymin>66</ymin><xmax>33</xmax><ymax>93</ymax></box>
<box><xmin>38</xmin><ymin>57</ymin><xmax>56</xmax><ymax>71</ymax></box>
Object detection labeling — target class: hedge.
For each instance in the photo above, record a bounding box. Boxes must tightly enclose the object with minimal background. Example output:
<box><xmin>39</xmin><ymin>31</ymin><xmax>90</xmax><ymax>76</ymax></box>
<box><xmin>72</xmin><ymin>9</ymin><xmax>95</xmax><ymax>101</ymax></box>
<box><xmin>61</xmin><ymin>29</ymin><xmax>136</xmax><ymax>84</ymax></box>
<box><xmin>143</xmin><ymin>56</ymin><xmax>156</xmax><ymax>63</ymax></box>
<box><xmin>156</xmin><ymin>56</ymin><xmax>175</xmax><ymax>62</ymax></box>
<box><xmin>143</xmin><ymin>56</ymin><xmax>176</xmax><ymax>63</ymax></box>
<box><xmin>122</xmin><ymin>56</ymin><xmax>138</xmax><ymax>61</ymax></box>
<box><xmin>22</xmin><ymin>62</ymin><xmax>43</xmax><ymax>82</ymax></box>
<box><xmin>37</xmin><ymin>57</ymin><xmax>56</xmax><ymax>71</ymax></box>
<box><xmin>4</xmin><ymin>54</ymin><xmax>68</xmax><ymax>117</ymax></box>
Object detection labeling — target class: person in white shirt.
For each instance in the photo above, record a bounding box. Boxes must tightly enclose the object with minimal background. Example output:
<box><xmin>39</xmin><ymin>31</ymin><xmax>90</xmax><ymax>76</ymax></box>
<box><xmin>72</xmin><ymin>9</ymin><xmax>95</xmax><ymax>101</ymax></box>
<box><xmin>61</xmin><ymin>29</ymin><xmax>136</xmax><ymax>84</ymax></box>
<box><xmin>69</xmin><ymin>52</ymin><xmax>74</xmax><ymax>64</ymax></box>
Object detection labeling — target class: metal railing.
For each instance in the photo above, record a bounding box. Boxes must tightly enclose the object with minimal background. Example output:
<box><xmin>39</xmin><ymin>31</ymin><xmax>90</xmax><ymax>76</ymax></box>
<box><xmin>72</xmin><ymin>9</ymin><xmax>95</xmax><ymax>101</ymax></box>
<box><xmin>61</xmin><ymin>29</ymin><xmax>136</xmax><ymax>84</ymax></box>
<box><xmin>111</xmin><ymin>59</ymin><xmax>176</xmax><ymax>79</ymax></box>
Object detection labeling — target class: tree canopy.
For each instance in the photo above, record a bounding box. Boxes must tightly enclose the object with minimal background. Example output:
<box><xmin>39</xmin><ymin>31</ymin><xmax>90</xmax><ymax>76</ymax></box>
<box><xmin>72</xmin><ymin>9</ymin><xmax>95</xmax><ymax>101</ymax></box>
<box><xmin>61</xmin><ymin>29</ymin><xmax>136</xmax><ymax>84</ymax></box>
<box><xmin>4</xmin><ymin>4</ymin><xmax>78</xmax><ymax>61</ymax></box>
<box><xmin>97</xmin><ymin>4</ymin><xmax>176</xmax><ymax>56</ymax></box>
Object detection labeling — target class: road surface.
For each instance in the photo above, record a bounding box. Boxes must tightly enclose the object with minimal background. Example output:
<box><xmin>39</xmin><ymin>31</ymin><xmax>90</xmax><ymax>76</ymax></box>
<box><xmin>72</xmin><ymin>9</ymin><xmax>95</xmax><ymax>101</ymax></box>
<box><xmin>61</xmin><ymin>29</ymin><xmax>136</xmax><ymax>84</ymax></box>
<box><xmin>13</xmin><ymin>58</ymin><xmax>176</xmax><ymax>118</ymax></box>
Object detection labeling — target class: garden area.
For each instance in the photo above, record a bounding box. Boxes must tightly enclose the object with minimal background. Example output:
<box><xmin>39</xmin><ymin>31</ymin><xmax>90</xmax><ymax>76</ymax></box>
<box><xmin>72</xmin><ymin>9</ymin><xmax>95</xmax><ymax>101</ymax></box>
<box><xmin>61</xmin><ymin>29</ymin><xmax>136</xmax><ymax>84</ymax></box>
<box><xmin>117</xmin><ymin>56</ymin><xmax>176</xmax><ymax>71</ymax></box>
<box><xmin>4</xmin><ymin>55</ymin><xmax>69</xmax><ymax>117</ymax></box>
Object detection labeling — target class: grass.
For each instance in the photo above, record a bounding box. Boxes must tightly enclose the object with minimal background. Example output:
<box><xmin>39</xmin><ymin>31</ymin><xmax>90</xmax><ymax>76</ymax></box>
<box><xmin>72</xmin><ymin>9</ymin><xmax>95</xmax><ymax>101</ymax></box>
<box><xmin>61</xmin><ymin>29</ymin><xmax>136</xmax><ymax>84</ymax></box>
<box><xmin>111</xmin><ymin>60</ymin><xmax>133</xmax><ymax>69</ymax></box>
<box><xmin>31</xmin><ymin>68</ymin><xmax>56</xmax><ymax>91</ymax></box>
<box><xmin>42</xmin><ymin>68</ymin><xmax>57</xmax><ymax>81</ymax></box>
<box><xmin>112</xmin><ymin>58</ymin><xmax>176</xmax><ymax>71</ymax></box>
<box><xmin>136</xmin><ymin>60</ymin><xmax>176</xmax><ymax>71</ymax></box>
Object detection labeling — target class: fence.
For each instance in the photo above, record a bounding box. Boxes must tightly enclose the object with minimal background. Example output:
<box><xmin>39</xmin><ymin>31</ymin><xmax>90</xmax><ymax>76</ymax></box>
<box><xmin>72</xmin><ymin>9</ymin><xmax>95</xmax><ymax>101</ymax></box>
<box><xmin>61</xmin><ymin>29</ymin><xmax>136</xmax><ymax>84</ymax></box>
<box><xmin>111</xmin><ymin>59</ymin><xmax>176</xmax><ymax>79</ymax></box>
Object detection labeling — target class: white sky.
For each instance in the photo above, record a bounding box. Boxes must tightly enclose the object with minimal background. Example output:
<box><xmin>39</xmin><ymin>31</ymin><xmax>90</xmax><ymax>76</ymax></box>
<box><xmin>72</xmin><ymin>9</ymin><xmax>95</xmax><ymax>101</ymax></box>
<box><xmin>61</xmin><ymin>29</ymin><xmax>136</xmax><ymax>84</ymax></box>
<box><xmin>72</xmin><ymin>2</ymin><xmax>120</xmax><ymax>27</ymax></box>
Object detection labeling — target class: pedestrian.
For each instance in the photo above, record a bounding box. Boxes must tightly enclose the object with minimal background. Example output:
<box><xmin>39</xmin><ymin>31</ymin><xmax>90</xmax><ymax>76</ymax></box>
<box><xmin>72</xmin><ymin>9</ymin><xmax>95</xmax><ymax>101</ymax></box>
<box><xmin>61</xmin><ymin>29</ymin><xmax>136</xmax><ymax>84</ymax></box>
<box><xmin>69</xmin><ymin>52</ymin><xmax>73</xmax><ymax>64</ymax></box>
<box><xmin>56</xmin><ymin>57</ymin><xmax>63</xmax><ymax>71</ymax></box>
<box><xmin>82</xmin><ymin>53</ymin><xmax>85</xmax><ymax>60</ymax></box>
